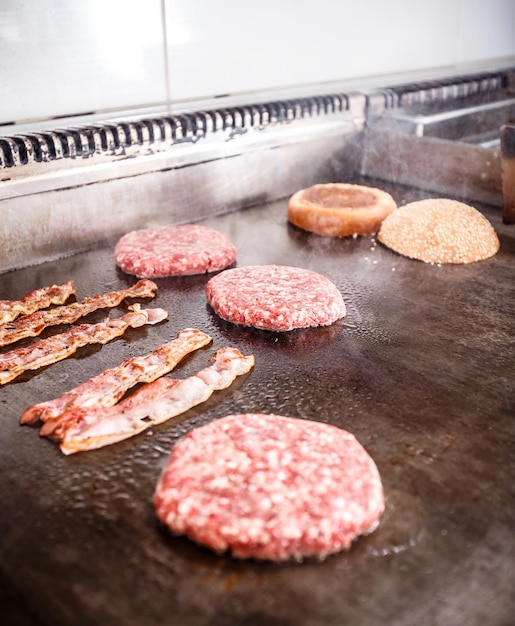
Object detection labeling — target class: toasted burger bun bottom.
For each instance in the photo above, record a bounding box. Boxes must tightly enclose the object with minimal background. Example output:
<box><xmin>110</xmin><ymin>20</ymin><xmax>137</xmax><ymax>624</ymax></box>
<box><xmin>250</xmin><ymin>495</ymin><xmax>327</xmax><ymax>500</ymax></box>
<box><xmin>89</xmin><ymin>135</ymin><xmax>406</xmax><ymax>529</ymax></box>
<box><xmin>287</xmin><ymin>183</ymin><xmax>397</xmax><ymax>237</ymax></box>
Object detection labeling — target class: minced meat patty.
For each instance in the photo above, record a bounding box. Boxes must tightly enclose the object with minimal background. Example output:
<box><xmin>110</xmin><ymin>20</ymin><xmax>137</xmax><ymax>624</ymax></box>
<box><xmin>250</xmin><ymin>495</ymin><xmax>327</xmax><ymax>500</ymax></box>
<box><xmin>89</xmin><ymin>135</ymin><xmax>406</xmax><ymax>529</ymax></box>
<box><xmin>205</xmin><ymin>265</ymin><xmax>346</xmax><ymax>331</ymax></box>
<box><xmin>115</xmin><ymin>224</ymin><xmax>236</xmax><ymax>278</ymax></box>
<box><xmin>154</xmin><ymin>413</ymin><xmax>384</xmax><ymax>561</ymax></box>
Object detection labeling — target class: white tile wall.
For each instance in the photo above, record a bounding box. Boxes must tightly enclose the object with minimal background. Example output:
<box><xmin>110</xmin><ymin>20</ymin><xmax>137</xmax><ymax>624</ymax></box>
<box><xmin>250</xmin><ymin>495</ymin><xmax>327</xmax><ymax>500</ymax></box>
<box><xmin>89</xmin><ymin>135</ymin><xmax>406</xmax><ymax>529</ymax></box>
<box><xmin>165</xmin><ymin>0</ymin><xmax>463</xmax><ymax>101</ymax></box>
<box><xmin>0</xmin><ymin>0</ymin><xmax>167</xmax><ymax>124</ymax></box>
<box><xmin>458</xmin><ymin>0</ymin><xmax>515</xmax><ymax>63</ymax></box>
<box><xmin>0</xmin><ymin>0</ymin><xmax>514</xmax><ymax>127</ymax></box>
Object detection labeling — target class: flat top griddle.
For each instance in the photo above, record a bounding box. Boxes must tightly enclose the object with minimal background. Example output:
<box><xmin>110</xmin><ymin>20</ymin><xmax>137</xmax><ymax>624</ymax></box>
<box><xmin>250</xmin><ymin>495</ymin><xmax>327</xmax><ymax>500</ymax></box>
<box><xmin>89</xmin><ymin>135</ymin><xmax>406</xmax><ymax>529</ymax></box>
<box><xmin>1</xmin><ymin>179</ymin><xmax>514</xmax><ymax>626</ymax></box>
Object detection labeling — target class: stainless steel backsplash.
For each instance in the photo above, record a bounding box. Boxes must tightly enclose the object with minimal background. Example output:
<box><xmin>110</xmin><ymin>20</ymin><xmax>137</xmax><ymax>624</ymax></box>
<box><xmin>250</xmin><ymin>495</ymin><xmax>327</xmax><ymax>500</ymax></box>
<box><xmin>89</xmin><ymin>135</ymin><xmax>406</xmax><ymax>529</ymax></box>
<box><xmin>1</xmin><ymin>67</ymin><xmax>514</xmax><ymax>274</ymax></box>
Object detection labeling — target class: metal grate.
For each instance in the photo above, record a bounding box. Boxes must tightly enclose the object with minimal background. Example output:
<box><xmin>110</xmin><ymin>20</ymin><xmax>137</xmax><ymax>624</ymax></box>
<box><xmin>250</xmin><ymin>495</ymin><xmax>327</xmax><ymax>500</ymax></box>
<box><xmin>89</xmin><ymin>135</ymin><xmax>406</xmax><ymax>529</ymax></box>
<box><xmin>0</xmin><ymin>94</ymin><xmax>349</xmax><ymax>169</ymax></box>
<box><xmin>378</xmin><ymin>68</ymin><xmax>514</xmax><ymax>108</ymax></box>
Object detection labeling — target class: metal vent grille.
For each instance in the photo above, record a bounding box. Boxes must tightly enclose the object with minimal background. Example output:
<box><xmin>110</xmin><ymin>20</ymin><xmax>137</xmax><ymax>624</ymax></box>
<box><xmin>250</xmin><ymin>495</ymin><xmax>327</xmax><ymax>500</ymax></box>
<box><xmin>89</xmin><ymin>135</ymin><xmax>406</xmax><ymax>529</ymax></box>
<box><xmin>0</xmin><ymin>94</ymin><xmax>349</xmax><ymax>169</ymax></box>
<box><xmin>378</xmin><ymin>68</ymin><xmax>514</xmax><ymax>108</ymax></box>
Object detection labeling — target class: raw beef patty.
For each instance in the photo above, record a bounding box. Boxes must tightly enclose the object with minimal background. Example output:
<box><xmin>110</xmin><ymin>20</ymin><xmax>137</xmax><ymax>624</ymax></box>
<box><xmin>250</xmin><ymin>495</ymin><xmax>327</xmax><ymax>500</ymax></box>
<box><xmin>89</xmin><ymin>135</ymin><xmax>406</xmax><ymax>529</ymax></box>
<box><xmin>154</xmin><ymin>413</ymin><xmax>385</xmax><ymax>561</ymax></box>
<box><xmin>115</xmin><ymin>224</ymin><xmax>237</xmax><ymax>277</ymax></box>
<box><xmin>205</xmin><ymin>265</ymin><xmax>346</xmax><ymax>331</ymax></box>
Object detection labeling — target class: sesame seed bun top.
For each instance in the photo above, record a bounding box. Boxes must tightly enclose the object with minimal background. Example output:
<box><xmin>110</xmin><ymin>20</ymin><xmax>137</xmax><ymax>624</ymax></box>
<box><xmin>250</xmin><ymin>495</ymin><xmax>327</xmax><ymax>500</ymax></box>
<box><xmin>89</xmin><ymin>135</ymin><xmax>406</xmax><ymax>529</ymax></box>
<box><xmin>377</xmin><ymin>198</ymin><xmax>500</xmax><ymax>264</ymax></box>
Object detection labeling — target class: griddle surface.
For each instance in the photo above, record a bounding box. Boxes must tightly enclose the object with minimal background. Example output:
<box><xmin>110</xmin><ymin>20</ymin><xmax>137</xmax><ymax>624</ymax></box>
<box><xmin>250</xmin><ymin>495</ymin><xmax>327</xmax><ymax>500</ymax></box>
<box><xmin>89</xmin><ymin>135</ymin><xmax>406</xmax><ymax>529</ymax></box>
<box><xmin>1</xmin><ymin>181</ymin><xmax>514</xmax><ymax>626</ymax></box>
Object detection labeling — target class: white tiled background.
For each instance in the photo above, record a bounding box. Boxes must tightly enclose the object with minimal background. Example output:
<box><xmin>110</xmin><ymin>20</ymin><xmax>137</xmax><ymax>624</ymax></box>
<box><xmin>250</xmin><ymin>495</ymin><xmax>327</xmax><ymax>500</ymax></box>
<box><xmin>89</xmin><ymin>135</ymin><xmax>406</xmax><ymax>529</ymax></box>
<box><xmin>0</xmin><ymin>0</ymin><xmax>514</xmax><ymax>127</ymax></box>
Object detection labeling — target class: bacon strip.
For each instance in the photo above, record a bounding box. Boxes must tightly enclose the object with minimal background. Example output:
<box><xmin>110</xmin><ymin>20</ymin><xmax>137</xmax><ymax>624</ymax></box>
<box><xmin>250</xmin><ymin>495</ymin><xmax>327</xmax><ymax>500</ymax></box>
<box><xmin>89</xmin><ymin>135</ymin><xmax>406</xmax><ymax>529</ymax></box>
<box><xmin>20</xmin><ymin>328</ymin><xmax>212</xmax><ymax>424</ymax></box>
<box><xmin>0</xmin><ymin>279</ymin><xmax>158</xmax><ymax>347</ymax></box>
<box><xmin>0</xmin><ymin>281</ymin><xmax>76</xmax><ymax>325</ymax></box>
<box><xmin>0</xmin><ymin>304</ymin><xmax>168</xmax><ymax>385</ymax></box>
<box><xmin>41</xmin><ymin>347</ymin><xmax>255</xmax><ymax>455</ymax></box>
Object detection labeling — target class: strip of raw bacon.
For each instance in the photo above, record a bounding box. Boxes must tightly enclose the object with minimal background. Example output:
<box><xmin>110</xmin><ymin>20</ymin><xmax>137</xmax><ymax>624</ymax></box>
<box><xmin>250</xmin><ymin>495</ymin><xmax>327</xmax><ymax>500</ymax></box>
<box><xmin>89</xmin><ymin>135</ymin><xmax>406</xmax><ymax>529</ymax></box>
<box><xmin>0</xmin><ymin>304</ymin><xmax>168</xmax><ymax>385</ymax></box>
<box><xmin>20</xmin><ymin>328</ymin><xmax>212</xmax><ymax>424</ymax></box>
<box><xmin>0</xmin><ymin>279</ymin><xmax>158</xmax><ymax>347</ymax></box>
<box><xmin>41</xmin><ymin>347</ymin><xmax>254</xmax><ymax>455</ymax></box>
<box><xmin>0</xmin><ymin>281</ymin><xmax>76</xmax><ymax>325</ymax></box>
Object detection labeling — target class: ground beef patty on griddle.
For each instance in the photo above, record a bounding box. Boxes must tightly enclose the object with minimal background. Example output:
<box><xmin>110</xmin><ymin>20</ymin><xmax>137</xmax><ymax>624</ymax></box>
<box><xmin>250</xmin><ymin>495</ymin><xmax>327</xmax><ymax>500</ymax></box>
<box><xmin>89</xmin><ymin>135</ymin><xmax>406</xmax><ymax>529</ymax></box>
<box><xmin>115</xmin><ymin>224</ymin><xmax>236</xmax><ymax>278</ymax></box>
<box><xmin>154</xmin><ymin>413</ymin><xmax>385</xmax><ymax>561</ymax></box>
<box><xmin>205</xmin><ymin>265</ymin><xmax>346</xmax><ymax>331</ymax></box>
